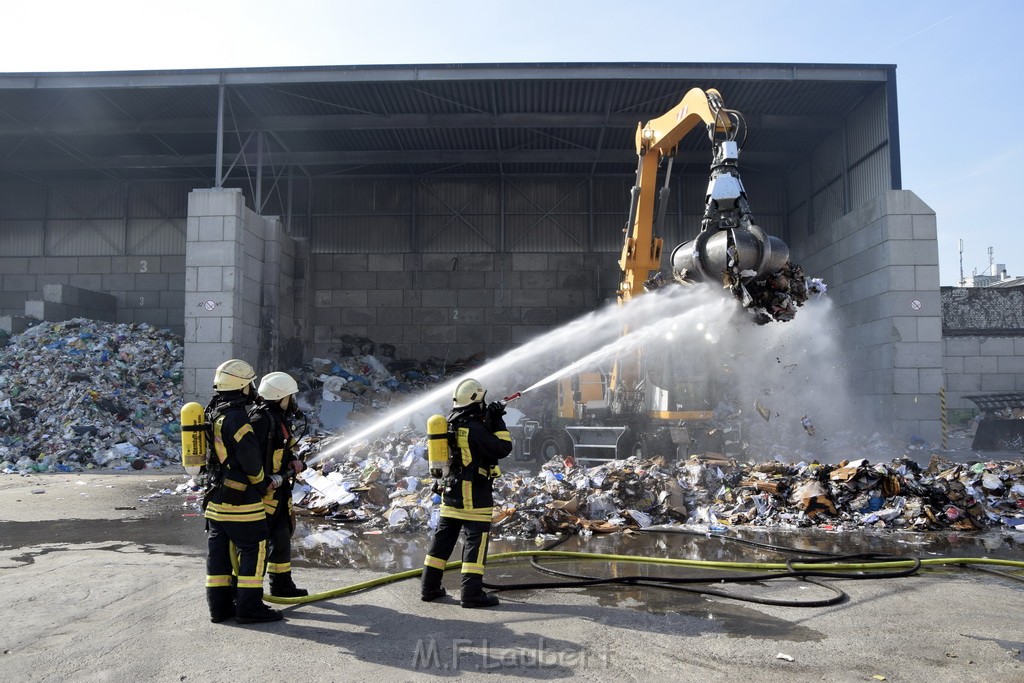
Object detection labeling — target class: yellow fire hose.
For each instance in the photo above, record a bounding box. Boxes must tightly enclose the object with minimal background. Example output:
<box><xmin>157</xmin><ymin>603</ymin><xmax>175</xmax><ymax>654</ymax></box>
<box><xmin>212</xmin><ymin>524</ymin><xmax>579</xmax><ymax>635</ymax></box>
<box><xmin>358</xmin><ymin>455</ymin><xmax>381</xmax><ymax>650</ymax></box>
<box><xmin>264</xmin><ymin>550</ymin><xmax>1024</xmax><ymax>606</ymax></box>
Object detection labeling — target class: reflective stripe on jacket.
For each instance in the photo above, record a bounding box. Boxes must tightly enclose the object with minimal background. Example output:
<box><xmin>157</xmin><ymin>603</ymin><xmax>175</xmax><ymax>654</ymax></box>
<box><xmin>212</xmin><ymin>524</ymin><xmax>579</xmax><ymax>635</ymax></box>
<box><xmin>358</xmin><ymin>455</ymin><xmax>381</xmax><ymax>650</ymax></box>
<box><xmin>204</xmin><ymin>401</ymin><xmax>268</xmax><ymax>523</ymax></box>
<box><xmin>440</xmin><ymin>413</ymin><xmax>512</xmax><ymax>522</ymax></box>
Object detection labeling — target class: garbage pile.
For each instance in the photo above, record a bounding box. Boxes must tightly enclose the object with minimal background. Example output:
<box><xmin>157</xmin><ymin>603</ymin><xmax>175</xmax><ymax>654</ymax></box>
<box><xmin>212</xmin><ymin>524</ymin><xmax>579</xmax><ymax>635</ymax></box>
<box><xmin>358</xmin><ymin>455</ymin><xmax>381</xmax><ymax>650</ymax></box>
<box><xmin>287</xmin><ymin>429</ymin><xmax>1024</xmax><ymax>537</ymax></box>
<box><xmin>0</xmin><ymin>318</ymin><xmax>183</xmax><ymax>473</ymax></box>
<box><xmin>289</xmin><ymin>335</ymin><xmax>480</xmax><ymax>431</ymax></box>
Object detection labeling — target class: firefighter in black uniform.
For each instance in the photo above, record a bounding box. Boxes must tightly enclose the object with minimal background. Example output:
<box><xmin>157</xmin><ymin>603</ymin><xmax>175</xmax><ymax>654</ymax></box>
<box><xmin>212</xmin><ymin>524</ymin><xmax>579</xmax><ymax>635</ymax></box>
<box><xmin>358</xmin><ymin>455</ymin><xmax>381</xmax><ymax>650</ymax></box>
<box><xmin>421</xmin><ymin>378</ymin><xmax>512</xmax><ymax>608</ymax></box>
<box><xmin>250</xmin><ymin>371</ymin><xmax>308</xmax><ymax>598</ymax></box>
<box><xmin>203</xmin><ymin>359</ymin><xmax>283</xmax><ymax>624</ymax></box>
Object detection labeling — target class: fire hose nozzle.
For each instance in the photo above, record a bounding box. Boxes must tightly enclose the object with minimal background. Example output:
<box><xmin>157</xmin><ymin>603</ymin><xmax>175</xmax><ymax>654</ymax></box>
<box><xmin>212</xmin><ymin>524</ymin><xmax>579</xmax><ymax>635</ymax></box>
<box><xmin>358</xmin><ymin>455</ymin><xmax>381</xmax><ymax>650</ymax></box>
<box><xmin>500</xmin><ymin>392</ymin><xmax>522</xmax><ymax>404</ymax></box>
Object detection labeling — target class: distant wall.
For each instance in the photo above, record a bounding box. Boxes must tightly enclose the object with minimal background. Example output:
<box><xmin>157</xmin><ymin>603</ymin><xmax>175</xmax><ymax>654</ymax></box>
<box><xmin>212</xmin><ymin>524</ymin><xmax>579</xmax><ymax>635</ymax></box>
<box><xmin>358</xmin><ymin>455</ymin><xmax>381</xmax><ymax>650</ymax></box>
<box><xmin>942</xmin><ymin>285</ymin><xmax>1024</xmax><ymax>411</ymax></box>
<box><xmin>0</xmin><ymin>254</ymin><xmax>185</xmax><ymax>336</ymax></box>
<box><xmin>0</xmin><ymin>180</ymin><xmax>195</xmax><ymax>336</ymax></box>
<box><xmin>309</xmin><ymin>252</ymin><xmax>618</xmax><ymax>361</ymax></box>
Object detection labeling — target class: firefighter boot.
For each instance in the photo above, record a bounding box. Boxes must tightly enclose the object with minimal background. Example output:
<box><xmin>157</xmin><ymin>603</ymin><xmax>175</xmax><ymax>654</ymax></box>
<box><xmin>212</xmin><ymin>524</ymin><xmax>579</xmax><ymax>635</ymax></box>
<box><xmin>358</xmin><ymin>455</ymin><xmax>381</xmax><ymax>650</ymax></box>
<box><xmin>235</xmin><ymin>587</ymin><xmax>284</xmax><ymax>624</ymax></box>
<box><xmin>269</xmin><ymin>571</ymin><xmax>308</xmax><ymax>598</ymax></box>
<box><xmin>460</xmin><ymin>573</ymin><xmax>499</xmax><ymax>608</ymax></box>
<box><xmin>420</xmin><ymin>566</ymin><xmax>447</xmax><ymax>602</ymax></box>
<box><xmin>207</xmin><ymin>587</ymin><xmax>235</xmax><ymax>623</ymax></box>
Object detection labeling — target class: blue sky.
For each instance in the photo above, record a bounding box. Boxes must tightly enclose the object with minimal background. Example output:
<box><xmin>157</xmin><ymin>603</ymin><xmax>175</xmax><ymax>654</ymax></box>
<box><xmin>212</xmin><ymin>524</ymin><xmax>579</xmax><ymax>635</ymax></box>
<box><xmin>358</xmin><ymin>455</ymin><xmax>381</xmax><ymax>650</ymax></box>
<box><xmin>3</xmin><ymin>0</ymin><xmax>1020</xmax><ymax>285</ymax></box>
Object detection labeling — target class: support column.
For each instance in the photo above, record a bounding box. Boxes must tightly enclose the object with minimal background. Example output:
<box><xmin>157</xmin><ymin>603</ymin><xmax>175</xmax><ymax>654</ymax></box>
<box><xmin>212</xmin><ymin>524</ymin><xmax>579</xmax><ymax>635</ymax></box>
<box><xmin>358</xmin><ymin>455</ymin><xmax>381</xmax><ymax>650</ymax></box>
<box><xmin>184</xmin><ymin>188</ymin><xmax>295</xmax><ymax>404</ymax></box>
<box><xmin>183</xmin><ymin>188</ymin><xmax>246</xmax><ymax>404</ymax></box>
<box><xmin>798</xmin><ymin>189</ymin><xmax>942</xmax><ymax>442</ymax></box>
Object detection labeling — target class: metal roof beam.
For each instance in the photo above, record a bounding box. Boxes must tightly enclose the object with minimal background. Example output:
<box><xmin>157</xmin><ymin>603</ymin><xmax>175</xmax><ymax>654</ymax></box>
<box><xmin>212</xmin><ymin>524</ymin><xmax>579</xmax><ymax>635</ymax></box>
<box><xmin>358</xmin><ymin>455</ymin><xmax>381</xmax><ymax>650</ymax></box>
<box><xmin>0</xmin><ymin>112</ymin><xmax>839</xmax><ymax>136</ymax></box>
<box><xmin>0</xmin><ymin>63</ymin><xmax>892</xmax><ymax>90</ymax></box>
<box><xmin>0</xmin><ymin>148</ymin><xmax>789</xmax><ymax>170</ymax></box>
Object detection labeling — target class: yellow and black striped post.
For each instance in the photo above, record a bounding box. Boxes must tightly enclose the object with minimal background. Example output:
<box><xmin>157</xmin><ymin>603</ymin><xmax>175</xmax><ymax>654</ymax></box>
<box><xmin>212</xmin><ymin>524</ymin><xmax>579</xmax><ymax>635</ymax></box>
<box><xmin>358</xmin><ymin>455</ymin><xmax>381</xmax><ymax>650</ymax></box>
<box><xmin>939</xmin><ymin>387</ymin><xmax>948</xmax><ymax>450</ymax></box>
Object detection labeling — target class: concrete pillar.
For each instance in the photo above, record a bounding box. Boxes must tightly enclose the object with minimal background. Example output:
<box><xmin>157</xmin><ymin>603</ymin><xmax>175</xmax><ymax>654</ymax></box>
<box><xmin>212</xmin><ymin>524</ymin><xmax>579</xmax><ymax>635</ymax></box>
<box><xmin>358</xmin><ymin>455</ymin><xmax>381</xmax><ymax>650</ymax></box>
<box><xmin>183</xmin><ymin>188</ymin><xmax>246</xmax><ymax>404</ymax></box>
<box><xmin>183</xmin><ymin>188</ymin><xmax>298</xmax><ymax>404</ymax></box>
<box><xmin>797</xmin><ymin>190</ymin><xmax>943</xmax><ymax>442</ymax></box>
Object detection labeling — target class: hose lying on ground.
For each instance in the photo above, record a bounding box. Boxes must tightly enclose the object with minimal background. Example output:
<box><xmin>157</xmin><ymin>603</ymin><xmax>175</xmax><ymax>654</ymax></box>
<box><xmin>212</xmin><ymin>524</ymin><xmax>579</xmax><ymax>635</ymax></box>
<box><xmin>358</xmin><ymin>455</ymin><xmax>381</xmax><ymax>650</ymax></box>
<box><xmin>264</xmin><ymin>531</ymin><xmax>1024</xmax><ymax>607</ymax></box>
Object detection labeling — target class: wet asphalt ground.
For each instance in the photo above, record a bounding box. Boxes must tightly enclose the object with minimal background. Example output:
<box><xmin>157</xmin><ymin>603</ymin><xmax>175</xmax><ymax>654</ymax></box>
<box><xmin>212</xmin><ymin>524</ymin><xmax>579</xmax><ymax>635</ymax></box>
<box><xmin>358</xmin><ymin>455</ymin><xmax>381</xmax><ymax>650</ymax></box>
<box><xmin>1</xmin><ymin>469</ymin><xmax>1023</xmax><ymax>682</ymax></box>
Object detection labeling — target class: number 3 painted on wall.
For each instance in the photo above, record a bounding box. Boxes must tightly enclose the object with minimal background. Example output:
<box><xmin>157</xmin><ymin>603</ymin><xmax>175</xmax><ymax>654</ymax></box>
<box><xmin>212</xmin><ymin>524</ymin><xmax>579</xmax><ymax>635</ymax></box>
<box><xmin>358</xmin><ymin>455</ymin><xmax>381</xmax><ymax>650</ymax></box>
<box><xmin>139</xmin><ymin>260</ymin><xmax>148</xmax><ymax>273</ymax></box>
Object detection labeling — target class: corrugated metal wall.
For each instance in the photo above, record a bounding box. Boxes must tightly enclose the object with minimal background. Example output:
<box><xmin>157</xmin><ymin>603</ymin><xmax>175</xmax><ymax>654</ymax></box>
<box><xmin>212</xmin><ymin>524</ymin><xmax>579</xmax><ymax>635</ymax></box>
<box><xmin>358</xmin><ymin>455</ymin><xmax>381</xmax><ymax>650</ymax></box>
<box><xmin>847</xmin><ymin>87</ymin><xmax>891</xmax><ymax>209</ymax></box>
<box><xmin>127</xmin><ymin>182</ymin><xmax>190</xmax><ymax>255</ymax></box>
<box><xmin>0</xmin><ymin>184</ymin><xmax>46</xmax><ymax>255</ymax></box>
<box><xmin>504</xmin><ymin>178</ymin><xmax>588</xmax><ymax>253</ymax></box>
<box><xmin>420</xmin><ymin>178</ymin><xmax>500</xmax><ymax>253</ymax></box>
<box><xmin>785</xmin><ymin>83</ymin><xmax>892</xmax><ymax>237</ymax></box>
<box><xmin>0</xmin><ymin>180</ymin><xmax>195</xmax><ymax>256</ymax></box>
<box><xmin>307</xmin><ymin>173</ymin><xmax>788</xmax><ymax>255</ymax></box>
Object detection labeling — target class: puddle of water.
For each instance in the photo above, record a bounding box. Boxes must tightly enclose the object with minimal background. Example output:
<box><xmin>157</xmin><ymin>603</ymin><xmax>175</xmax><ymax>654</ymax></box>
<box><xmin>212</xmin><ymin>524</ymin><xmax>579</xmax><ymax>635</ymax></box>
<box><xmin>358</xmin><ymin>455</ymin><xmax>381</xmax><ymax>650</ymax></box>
<box><xmin>0</xmin><ymin>515</ymin><xmax>205</xmax><ymax>553</ymax></box>
<box><xmin>291</xmin><ymin>524</ymin><xmax>1024</xmax><ymax>573</ymax></box>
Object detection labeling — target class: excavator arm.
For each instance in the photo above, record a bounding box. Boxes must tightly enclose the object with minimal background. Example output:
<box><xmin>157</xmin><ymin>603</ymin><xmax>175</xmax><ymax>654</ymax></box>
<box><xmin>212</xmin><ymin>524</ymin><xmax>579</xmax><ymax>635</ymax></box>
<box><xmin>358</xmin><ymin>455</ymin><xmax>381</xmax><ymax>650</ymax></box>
<box><xmin>618</xmin><ymin>88</ymin><xmax>733</xmax><ymax>303</ymax></box>
<box><xmin>609</xmin><ymin>87</ymin><xmax>795</xmax><ymax>414</ymax></box>
<box><xmin>559</xmin><ymin>87</ymin><xmax>809</xmax><ymax>425</ymax></box>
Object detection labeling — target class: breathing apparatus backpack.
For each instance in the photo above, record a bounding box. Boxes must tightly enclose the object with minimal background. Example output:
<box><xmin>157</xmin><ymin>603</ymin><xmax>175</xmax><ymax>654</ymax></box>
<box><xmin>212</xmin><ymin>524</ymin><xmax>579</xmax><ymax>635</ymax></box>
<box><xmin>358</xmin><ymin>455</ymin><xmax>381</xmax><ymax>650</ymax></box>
<box><xmin>179</xmin><ymin>401</ymin><xmax>209</xmax><ymax>477</ymax></box>
<box><xmin>425</xmin><ymin>408</ymin><xmax>501</xmax><ymax>489</ymax></box>
<box><xmin>181</xmin><ymin>395</ymin><xmax>252</xmax><ymax>476</ymax></box>
<box><xmin>426</xmin><ymin>413</ymin><xmax>451</xmax><ymax>480</ymax></box>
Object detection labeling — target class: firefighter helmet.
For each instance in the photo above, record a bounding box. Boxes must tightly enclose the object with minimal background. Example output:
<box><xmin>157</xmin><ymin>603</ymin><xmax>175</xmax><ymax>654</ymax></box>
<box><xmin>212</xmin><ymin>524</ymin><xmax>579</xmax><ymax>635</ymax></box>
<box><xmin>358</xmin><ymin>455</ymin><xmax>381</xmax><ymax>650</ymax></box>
<box><xmin>258</xmin><ymin>371</ymin><xmax>299</xmax><ymax>401</ymax></box>
<box><xmin>452</xmin><ymin>378</ymin><xmax>487</xmax><ymax>408</ymax></box>
<box><xmin>212</xmin><ymin>359</ymin><xmax>256</xmax><ymax>393</ymax></box>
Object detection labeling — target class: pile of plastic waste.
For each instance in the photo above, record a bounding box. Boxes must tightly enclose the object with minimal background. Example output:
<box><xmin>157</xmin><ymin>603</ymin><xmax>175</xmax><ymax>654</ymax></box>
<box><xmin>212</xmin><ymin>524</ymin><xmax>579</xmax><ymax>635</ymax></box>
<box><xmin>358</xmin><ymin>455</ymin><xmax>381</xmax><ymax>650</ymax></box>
<box><xmin>286</xmin><ymin>335</ymin><xmax>480</xmax><ymax>432</ymax></box>
<box><xmin>269</xmin><ymin>426</ymin><xmax>1024</xmax><ymax>538</ymax></box>
<box><xmin>0</xmin><ymin>318</ymin><xmax>183</xmax><ymax>473</ymax></box>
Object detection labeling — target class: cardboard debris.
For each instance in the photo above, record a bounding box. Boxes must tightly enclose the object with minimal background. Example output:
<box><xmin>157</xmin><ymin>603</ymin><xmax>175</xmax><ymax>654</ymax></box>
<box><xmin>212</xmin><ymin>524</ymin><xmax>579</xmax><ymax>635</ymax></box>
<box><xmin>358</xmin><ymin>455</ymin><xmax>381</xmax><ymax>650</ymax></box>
<box><xmin>216</xmin><ymin>425</ymin><xmax>1024</xmax><ymax>539</ymax></box>
<box><xmin>790</xmin><ymin>480</ymin><xmax>837</xmax><ymax>517</ymax></box>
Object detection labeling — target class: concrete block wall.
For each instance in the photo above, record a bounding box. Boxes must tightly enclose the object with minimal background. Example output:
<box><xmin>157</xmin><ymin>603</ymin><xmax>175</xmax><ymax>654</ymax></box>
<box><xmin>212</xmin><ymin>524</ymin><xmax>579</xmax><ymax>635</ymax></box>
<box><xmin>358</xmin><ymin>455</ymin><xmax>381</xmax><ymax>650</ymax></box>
<box><xmin>796</xmin><ymin>190</ymin><xmax>943</xmax><ymax>441</ymax></box>
<box><xmin>941</xmin><ymin>286</ymin><xmax>1024</xmax><ymax>411</ymax></box>
<box><xmin>0</xmin><ymin>315</ymin><xmax>34</xmax><ymax>335</ymax></box>
<box><xmin>24</xmin><ymin>284</ymin><xmax>118</xmax><ymax>323</ymax></box>
<box><xmin>183</xmin><ymin>188</ymin><xmax>297</xmax><ymax>404</ymax></box>
<box><xmin>943</xmin><ymin>336</ymin><xmax>1024</xmax><ymax>410</ymax></box>
<box><xmin>310</xmin><ymin>251</ymin><xmax>619</xmax><ymax>361</ymax></box>
<box><xmin>184</xmin><ymin>188</ymin><xmax>247</xmax><ymax>403</ymax></box>
<box><xmin>0</xmin><ymin>254</ymin><xmax>185</xmax><ymax>335</ymax></box>
<box><xmin>238</xmin><ymin>207</ymin><xmax>272</xmax><ymax>374</ymax></box>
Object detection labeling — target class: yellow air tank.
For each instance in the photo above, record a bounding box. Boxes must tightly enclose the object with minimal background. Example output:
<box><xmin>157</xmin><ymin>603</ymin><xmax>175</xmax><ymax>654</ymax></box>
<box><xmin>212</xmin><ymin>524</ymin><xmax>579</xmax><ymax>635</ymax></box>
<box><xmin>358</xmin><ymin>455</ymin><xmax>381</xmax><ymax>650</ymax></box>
<box><xmin>426</xmin><ymin>414</ymin><xmax>449</xmax><ymax>478</ymax></box>
<box><xmin>180</xmin><ymin>402</ymin><xmax>208</xmax><ymax>477</ymax></box>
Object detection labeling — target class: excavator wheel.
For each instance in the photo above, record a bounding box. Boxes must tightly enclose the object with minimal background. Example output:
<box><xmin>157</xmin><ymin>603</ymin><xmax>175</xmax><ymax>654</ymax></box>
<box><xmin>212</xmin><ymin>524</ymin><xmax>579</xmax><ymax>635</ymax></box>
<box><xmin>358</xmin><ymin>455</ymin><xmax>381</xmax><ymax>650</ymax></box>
<box><xmin>532</xmin><ymin>429</ymin><xmax>572</xmax><ymax>465</ymax></box>
<box><xmin>643</xmin><ymin>429</ymin><xmax>674</xmax><ymax>461</ymax></box>
<box><xmin>615</xmin><ymin>428</ymin><xmax>649</xmax><ymax>460</ymax></box>
<box><xmin>617</xmin><ymin>429</ymin><xmax>675</xmax><ymax>461</ymax></box>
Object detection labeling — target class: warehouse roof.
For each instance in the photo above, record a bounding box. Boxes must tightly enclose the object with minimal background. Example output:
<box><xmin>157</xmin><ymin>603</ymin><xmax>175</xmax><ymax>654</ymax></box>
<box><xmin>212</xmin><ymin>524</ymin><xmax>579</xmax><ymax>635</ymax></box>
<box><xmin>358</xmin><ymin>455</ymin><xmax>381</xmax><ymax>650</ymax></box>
<box><xmin>0</xmin><ymin>62</ymin><xmax>897</xmax><ymax>182</ymax></box>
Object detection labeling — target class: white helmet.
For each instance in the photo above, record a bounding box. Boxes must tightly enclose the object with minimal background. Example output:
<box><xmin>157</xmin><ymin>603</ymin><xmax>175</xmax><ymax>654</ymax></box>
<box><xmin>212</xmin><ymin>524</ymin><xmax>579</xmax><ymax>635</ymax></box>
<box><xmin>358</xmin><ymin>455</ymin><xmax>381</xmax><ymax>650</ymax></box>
<box><xmin>213</xmin><ymin>359</ymin><xmax>256</xmax><ymax>392</ymax></box>
<box><xmin>453</xmin><ymin>378</ymin><xmax>487</xmax><ymax>409</ymax></box>
<box><xmin>258</xmin><ymin>372</ymin><xmax>299</xmax><ymax>401</ymax></box>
